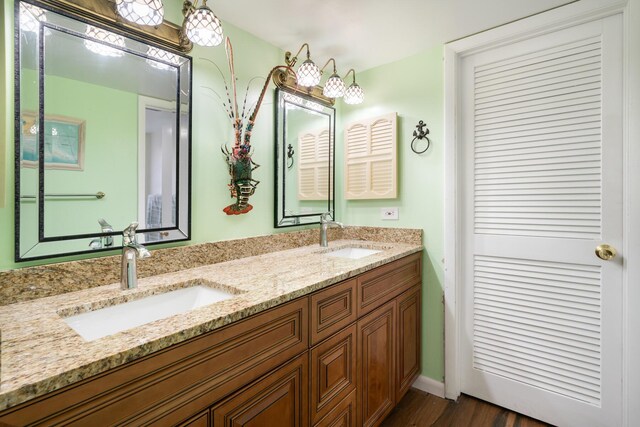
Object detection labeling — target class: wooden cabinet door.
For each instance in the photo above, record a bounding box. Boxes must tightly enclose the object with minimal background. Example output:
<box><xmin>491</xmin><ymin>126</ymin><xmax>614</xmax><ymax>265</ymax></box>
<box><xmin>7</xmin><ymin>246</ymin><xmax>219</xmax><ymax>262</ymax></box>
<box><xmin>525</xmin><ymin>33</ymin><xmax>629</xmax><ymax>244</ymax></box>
<box><xmin>310</xmin><ymin>324</ymin><xmax>357</xmax><ymax>424</ymax></box>
<box><xmin>211</xmin><ymin>353</ymin><xmax>309</xmax><ymax>427</ymax></box>
<box><xmin>357</xmin><ymin>300</ymin><xmax>396</xmax><ymax>427</ymax></box>
<box><xmin>314</xmin><ymin>390</ymin><xmax>356</xmax><ymax>427</ymax></box>
<box><xmin>396</xmin><ymin>286</ymin><xmax>421</xmax><ymax>402</ymax></box>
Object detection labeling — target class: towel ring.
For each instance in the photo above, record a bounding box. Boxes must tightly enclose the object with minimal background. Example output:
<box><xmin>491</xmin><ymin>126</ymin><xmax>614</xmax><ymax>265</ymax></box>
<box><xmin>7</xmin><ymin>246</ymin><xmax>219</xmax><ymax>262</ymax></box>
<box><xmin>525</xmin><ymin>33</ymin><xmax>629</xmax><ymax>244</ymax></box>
<box><xmin>411</xmin><ymin>120</ymin><xmax>431</xmax><ymax>154</ymax></box>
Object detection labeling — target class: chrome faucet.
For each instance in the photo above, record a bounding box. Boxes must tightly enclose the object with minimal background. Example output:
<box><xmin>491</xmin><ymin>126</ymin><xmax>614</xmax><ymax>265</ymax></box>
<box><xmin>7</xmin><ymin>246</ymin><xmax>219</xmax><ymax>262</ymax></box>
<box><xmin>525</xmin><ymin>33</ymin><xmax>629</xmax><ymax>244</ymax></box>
<box><xmin>121</xmin><ymin>222</ymin><xmax>150</xmax><ymax>290</ymax></box>
<box><xmin>89</xmin><ymin>218</ymin><xmax>114</xmax><ymax>249</ymax></box>
<box><xmin>320</xmin><ymin>212</ymin><xmax>344</xmax><ymax>247</ymax></box>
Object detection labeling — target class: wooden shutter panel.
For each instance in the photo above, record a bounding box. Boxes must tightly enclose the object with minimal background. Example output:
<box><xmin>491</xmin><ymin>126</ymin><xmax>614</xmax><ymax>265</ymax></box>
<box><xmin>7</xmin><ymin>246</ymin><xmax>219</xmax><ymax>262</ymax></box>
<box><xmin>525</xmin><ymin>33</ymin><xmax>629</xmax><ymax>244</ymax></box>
<box><xmin>298</xmin><ymin>128</ymin><xmax>332</xmax><ymax>200</ymax></box>
<box><xmin>344</xmin><ymin>113</ymin><xmax>397</xmax><ymax>199</ymax></box>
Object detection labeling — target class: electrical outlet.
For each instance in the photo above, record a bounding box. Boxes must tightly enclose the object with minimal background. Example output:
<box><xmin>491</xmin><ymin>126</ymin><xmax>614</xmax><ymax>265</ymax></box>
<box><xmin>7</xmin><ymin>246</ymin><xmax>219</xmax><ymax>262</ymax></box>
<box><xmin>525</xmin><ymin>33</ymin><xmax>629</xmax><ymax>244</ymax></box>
<box><xmin>381</xmin><ymin>207</ymin><xmax>399</xmax><ymax>220</ymax></box>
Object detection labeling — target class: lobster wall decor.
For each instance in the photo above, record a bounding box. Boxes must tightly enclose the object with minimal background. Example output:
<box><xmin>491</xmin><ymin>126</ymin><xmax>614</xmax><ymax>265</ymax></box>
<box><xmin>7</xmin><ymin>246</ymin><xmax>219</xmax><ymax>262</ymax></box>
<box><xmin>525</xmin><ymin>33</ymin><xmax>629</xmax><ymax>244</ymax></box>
<box><xmin>217</xmin><ymin>38</ymin><xmax>293</xmax><ymax>215</ymax></box>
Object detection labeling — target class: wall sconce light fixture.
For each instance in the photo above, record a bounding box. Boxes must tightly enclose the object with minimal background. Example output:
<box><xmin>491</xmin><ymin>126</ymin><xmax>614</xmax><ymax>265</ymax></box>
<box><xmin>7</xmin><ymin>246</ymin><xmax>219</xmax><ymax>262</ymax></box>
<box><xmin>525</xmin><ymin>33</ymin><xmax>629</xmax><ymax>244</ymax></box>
<box><xmin>285</xmin><ymin>43</ymin><xmax>321</xmax><ymax>87</ymax></box>
<box><xmin>182</xmin><ymin>0</ymin><xmax>224</xmax><ymax>47</ymax></box>
<box><xmin>321</xmin><ymin>58</ymin><xmax>345</xmax><ymax>98</ymax></box>
<box><xmin>115</xmin><ymin>0</ymin><xmax>164</xmax><ymax>26</ymax></box>
<box><xmin>115</xmin><ymin>0</ymin><xmax>223</xmax><ymax>48</ymax></box>
<box><xmin>343</xmin><ymin>69</ymin><xmax>364</xmax><ymax>105</ymax></box>
<box><xmin>275</xmin><ymin>44</ymin><xmax>364</xmax><ymax>106</ymax></box>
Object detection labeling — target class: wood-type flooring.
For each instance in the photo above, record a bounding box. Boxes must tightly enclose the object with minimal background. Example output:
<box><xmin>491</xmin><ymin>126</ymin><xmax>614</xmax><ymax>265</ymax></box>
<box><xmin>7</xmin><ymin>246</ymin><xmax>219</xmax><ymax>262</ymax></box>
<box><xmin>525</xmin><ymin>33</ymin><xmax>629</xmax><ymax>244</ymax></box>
<box><xmin>381</xmin><ymin>389</ymin><xmax>552</xmax><ymax>427</ymax></box>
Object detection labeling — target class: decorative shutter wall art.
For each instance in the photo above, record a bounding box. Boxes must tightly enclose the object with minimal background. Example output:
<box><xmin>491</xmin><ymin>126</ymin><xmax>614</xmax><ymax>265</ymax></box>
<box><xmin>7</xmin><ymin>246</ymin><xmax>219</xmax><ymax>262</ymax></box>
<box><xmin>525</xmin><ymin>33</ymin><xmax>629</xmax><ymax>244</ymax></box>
<box><xmin>298</xmin><ymin>129</ymin><xmax>332</xmax><ymax>200</ymax></box>
<box><xmin>344</xmin><ymin>112</ymin><xmax>397</xmax><ymax>199</ymax></box>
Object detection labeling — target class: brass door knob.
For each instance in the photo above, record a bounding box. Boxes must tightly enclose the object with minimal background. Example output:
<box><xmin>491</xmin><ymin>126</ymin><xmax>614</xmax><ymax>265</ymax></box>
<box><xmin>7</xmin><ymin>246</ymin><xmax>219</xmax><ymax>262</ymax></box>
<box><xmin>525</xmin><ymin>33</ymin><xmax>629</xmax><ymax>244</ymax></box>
<box><xmin>595</xmin><ymin>244</ymin><xmax>617</xmax><ymax>260</ymax></box>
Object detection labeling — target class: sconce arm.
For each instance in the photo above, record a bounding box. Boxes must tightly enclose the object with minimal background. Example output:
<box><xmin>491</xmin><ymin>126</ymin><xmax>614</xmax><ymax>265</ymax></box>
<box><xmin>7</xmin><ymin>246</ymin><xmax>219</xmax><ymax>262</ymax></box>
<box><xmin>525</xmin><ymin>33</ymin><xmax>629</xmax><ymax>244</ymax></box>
<box><xmin>285</xmin><ymin>43</ymin><xmax>310</xmax><ymax>67</ymax></box>
<box><xmin>320</xmin><ymin>58</ymin><xmax>338</xmax><ymax>75</ymax></box>
<box><xmin>344</xmin><ymin>68</ymin><xmax>357</xmax><ymax>84</ymax></box>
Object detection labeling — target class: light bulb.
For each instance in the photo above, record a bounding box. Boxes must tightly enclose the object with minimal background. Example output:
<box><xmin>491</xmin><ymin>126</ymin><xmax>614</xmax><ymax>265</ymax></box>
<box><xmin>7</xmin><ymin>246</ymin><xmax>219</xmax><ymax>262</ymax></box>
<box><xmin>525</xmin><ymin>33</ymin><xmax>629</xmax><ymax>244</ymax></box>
<box><xmin>322</xmin><ymin>73</ymin><xmax>345</xmax><ymax>98</ymax></box>
<box><xmin>185</xmin><ymin>5</ymin><xmax>223</xmax><ymax>47</ymax></box>
<box><xmin>344</xmin><ymin>82</ymin><xmax>364</xmax><ymax>105</ymax></box>
<box><xmin>116</xmin><ymin>0</ymin><xmax>164</xmax><ymax>26</ymax></box>
<box><xmin>297</xmin><ymin>59</ymin><xmax>321</xmax><ymax>87</ymax></box>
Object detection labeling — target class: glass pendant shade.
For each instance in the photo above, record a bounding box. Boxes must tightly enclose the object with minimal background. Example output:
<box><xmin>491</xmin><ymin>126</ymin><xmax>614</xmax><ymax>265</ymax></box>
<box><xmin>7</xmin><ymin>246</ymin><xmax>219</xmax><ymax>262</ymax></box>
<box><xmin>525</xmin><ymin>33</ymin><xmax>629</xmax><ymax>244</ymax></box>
<box><xmin>344</xmin><ymin>82</ymin><xmax>364</xmax><ymax>105</ymax></box>
<box><xmin>19</xmin><ymin>2</ymin><xmax>46</xmax><ymax>33</ymax></box>
<box><xmin>297</xmin><ymin>59</ymin><xmax>321</xmax><ymax>87</ymax></box>
<box><xmin>323</xmin><ymin>73</ymin><xmax>346</xmax><ymax>98</ymax></box>
<box><xmin>84</xmin><ymin>25</ymin><xmax>126</xmax><ymax>57</ymax></box>
<box><xmin>116</xmin><ymin>0</ymin><xmax>164</xmax><ymax>26</ymax></box>
<box><xmin>185</xmin><ymin>6</ymin><xmax>223</xmax><ymax>47</ymax></box>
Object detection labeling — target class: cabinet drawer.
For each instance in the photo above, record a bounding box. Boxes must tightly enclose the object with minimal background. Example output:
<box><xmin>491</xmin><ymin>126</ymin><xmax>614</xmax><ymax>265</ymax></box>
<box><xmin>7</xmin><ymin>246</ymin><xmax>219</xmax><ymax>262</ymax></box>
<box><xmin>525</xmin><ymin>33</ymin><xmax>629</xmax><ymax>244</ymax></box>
<box><xmin>314</xmin><ymin>390</ymin><xmax>356</xmax><ymax>427</ymax></box>
<box><xmin>177</xmin><ymin>410</ymin><xmax>209</xmax><ymax>427</ymax></box>
<box><xmin>211</xmin><ymin>352</ymin><xmax>309</xmax><ymax>427</ymax></box>
<box><xmin>0</xmin><ymin>298</ymin><xmax>308</xmax><ymax>427</ymax></box>
<box><xmin>357</xmin><ymin>252</ymin><xmax>421</xmax><ymax>316</ymax></box>
<box><xmin>310</xmin><ymin>324</ymin><xmax>357</xmax><ymax>424</ymax></box>
<box><xmin>310</xmin><ymin>279</ymin><xmax>357</xmax><ymax>345</ymax></box>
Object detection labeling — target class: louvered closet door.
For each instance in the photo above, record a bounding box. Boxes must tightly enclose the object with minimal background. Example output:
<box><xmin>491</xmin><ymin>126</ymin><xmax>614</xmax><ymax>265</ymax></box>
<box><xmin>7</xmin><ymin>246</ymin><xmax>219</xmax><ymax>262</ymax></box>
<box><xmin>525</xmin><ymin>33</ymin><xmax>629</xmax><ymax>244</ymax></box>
<box><xmin>460</xmin><ymin>15</ymin><xmax>623</xmax><ymax>427</ymax></box>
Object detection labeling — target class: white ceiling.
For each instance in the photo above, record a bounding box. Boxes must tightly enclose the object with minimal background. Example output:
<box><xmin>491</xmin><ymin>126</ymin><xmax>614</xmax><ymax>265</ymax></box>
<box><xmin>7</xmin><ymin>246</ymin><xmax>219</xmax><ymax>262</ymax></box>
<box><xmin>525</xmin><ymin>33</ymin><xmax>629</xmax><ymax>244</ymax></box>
<box><xmin>214</xmin><ymin>0</ymin><xmax>576</xmax><ymax>72</ymax></box>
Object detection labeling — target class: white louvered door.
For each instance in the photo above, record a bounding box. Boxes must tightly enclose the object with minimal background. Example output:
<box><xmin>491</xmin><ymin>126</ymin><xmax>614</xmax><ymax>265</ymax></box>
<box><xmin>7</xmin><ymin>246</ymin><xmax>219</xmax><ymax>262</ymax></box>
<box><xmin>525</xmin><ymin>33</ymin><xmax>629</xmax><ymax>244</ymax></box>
<box><xmin>460</xmin><ymin>15</ymin><xmax>623</xmax><ymax>427</ymax></box>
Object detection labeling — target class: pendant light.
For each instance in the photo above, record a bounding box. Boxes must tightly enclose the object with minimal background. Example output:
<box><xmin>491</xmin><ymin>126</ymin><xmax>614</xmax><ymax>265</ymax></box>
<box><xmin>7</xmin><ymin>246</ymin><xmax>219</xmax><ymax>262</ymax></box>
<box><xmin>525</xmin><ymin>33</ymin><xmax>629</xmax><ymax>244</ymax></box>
<box><xmin>113</xmin><ymin>0</ymin><xmax>224</xmax><ymax>48</ymax></box>
<box><xmin>320</xmin><ymin>58</ymin><xmax>345</xmax><ymax>98</ymax></box>
<box><xmin>343</xmin><ymin>69</ymin><xmax>364</xmax><ymax>105</ymax></box>
<box><xmin>116</xmin><ymin>0</ymin><xmax>164</xmax><ymax>26</ymax></box>
<box><xmin>287</xmin><ymin>43</ymin><xmax>321</xmax><ymax>87</ymax></box>
<box><xmin>184</xmin><ymin>1</ymin><xmax>224</xmax><ymax>47</ymax></box>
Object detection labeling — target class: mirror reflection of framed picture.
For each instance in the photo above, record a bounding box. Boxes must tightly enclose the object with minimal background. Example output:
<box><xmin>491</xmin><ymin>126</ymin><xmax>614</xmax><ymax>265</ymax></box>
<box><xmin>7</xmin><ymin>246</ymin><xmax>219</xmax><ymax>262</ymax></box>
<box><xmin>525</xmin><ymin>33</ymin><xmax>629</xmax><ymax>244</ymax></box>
<box><xmin>20</xmin><ymin>112</ymin><xmax>85</xmax><ymax>170</ymax></box>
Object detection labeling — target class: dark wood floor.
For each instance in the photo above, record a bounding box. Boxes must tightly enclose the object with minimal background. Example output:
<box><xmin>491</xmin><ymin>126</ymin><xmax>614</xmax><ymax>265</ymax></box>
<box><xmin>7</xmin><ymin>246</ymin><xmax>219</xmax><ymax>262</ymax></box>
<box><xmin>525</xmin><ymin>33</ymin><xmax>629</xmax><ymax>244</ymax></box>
<box><xmin>381</xmin><ymin>389</ymin><xmax>552</xmax><ymax>427</ymax></box>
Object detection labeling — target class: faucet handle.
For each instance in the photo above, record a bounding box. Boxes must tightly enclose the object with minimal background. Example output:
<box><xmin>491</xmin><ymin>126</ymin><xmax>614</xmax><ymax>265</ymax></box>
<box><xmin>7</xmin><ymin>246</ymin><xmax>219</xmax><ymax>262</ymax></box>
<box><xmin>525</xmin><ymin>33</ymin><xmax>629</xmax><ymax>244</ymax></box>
<box><xmin>98</xmin><ymin>218</ymin><xmax>113</xmax><ymax>231</ymax></box>
<box><xmin>320</xmin><ymin>212</ymin><xmax>332</xmax><ymax>223</ymax></box>
<box><xmin>122</xmin><ymin>222</ymin><xmax>139</xmax><ymax>245</ymax></box>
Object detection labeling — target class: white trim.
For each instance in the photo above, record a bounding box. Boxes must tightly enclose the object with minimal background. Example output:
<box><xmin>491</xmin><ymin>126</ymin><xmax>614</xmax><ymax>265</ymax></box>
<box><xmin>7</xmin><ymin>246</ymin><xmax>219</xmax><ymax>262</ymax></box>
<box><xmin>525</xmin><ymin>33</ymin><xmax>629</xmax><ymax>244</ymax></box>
<box><xmin>443</xmin><ymin>43</ymin><xmax>460</xmax><ymax>400</ymax></box>
<box><xmin>443</xmin><ymin>0</ymin><xmax>633</xmax><ymax>417</ymax></box>
<box><xmin>412</xmin><ymin>375</ymin><xmax>445</xmax><ymax>398</ymax></box>
<box><xmin>137</xmin><ymin>96</ymin><xmax>177</xmax><ymax>228</ymax></box>
<box><xmin>623</xmin><ymin>1</ymin><xmax>639</xmax><ymax>426</ymax></box>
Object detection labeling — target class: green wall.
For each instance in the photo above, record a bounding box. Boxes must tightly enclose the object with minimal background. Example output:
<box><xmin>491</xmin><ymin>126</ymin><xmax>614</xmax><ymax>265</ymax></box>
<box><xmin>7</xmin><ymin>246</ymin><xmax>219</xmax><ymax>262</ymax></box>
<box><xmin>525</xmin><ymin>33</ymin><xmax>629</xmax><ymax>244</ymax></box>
<box><xmin>19</xmin><ymin>71</ymin><xmax>138</xmax><ymax>253</ymax></box>
<box><xmin>338</xmin><ymin>49</ymin><xmax>445</xmax><ymax>381</ymax></box>
<box><xmin>0</xmin><ymin>0</ymin><xmax>286</xmax><ymax>268</ymax></box>
<box><xmin>0</xmin><ymin>1</ymin><xmax>445</xmax><ymax>382</ymax></box>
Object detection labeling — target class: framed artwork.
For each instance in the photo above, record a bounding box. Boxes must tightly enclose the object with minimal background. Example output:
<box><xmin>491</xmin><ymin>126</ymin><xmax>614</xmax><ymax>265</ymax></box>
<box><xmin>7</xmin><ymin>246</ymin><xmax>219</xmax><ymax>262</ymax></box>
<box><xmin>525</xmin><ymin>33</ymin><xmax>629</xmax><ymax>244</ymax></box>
<box><xmin>20</xmin><ymin>112</ymin><xmax>85</xmax><ymax>170</ymax></box>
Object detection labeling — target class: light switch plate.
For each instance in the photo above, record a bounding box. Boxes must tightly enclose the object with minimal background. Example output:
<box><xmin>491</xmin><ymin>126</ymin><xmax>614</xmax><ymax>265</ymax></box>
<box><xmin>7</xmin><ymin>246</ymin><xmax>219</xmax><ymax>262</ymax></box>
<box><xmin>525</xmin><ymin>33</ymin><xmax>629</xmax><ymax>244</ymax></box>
<box><xmin>381</xmin><ymin>207</ymin><xmax>399</xmax><ymax>220</ymax></box>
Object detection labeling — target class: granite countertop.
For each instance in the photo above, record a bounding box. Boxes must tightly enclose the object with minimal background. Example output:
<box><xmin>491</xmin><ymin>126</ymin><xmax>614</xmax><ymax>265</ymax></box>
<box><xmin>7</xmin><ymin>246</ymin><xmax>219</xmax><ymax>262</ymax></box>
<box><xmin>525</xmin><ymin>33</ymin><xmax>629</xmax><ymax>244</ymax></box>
<box><xmin>0</xmin><ymin>239</ymin><xmax>422</xmax><ymax>411</ymax></box>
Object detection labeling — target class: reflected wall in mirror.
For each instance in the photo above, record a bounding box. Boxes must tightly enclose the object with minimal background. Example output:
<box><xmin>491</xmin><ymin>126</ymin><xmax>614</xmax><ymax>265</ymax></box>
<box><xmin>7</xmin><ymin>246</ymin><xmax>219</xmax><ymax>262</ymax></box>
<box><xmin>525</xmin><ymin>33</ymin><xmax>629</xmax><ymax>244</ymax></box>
<box><xmin>15</xmin><ymin>0</ymin><xmax>192</xmax><ymax>261</ymax></box>
<box><xmin>274</xmin><ymin>88</ymin><xmax>335</xmax><ymax>227</ymax></box>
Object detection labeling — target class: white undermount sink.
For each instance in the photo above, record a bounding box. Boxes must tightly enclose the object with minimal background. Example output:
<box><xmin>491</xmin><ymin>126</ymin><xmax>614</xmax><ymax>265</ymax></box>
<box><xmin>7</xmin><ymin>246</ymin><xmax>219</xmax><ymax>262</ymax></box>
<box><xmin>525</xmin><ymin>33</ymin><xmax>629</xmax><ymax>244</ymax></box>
<box><xmin>63</xmin><ymin>285</ymin><xmax>235</xmax><ymax>341</ymax></box>
<box><xmin>325</xmin><ymin>247</ymin><xmax>382</xmax><ymax>260</ymax></box>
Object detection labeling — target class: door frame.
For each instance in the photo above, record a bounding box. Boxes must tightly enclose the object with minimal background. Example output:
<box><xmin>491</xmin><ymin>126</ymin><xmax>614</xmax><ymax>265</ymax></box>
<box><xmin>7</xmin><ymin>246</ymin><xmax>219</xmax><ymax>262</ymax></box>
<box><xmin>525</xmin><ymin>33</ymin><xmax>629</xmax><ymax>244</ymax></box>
<box><xmin>443</xmin><ymin>0</ymin><xmax>638</xmax><ymax>425</ymax></box>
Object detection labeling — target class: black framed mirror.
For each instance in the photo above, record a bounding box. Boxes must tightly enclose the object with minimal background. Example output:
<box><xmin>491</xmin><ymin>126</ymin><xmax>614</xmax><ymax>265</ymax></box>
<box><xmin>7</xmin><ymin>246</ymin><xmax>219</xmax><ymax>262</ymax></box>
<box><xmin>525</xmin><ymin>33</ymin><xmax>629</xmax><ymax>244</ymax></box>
<box><xmin>274</xmin><ymin>88</ymin><xmax>335</xmax><ymax>227</ymax></box>
<box><xmin>15</xmin><ymin>0</ymin><xmax>192</xmax><ymax>261</ymax></box>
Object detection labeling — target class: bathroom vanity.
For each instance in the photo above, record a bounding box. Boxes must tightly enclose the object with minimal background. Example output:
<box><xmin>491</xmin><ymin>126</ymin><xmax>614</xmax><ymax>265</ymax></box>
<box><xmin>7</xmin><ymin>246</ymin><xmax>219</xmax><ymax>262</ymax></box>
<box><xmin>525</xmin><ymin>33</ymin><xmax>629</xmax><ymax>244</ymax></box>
<box><xmin>0</xmin><ymin>238</ymin><xmax>422</xmax><ymax>427</ymax></box>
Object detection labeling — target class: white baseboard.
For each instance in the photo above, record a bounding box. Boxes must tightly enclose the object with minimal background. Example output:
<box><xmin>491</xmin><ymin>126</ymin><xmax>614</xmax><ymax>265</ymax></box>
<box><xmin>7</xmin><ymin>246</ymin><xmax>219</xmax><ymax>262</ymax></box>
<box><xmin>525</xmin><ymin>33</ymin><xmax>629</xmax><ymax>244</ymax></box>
<box><xmin>411</xmin><ymin>375</ymin><xmax>445</xmax><ymax>398</ymax></box>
